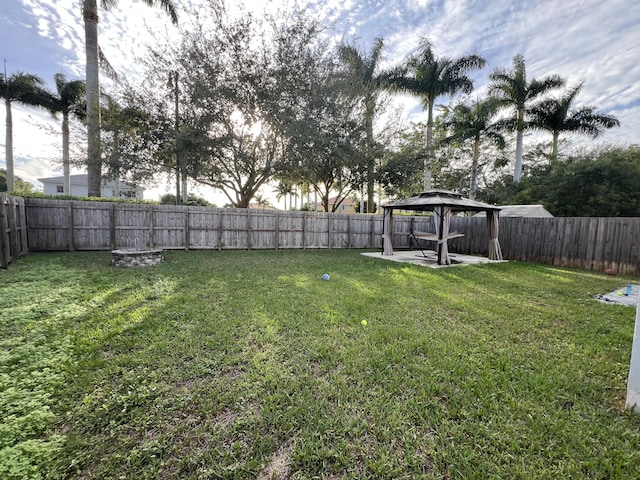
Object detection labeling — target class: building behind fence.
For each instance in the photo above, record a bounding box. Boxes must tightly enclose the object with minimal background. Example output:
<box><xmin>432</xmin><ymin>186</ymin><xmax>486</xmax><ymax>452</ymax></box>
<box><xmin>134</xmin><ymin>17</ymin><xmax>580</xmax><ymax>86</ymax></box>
<box><xmin>1</xmin><ymin>197</ymin><xmax>638</xmax><ymax>275</ymax></box>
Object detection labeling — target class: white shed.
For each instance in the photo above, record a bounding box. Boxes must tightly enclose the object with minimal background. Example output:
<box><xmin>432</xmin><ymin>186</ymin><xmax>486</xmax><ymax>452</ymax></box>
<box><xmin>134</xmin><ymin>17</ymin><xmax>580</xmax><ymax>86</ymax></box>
<box><xmin>474</xmin><ymin>204</ymin><xmax>553</xmax><ymax>218</ymax></box>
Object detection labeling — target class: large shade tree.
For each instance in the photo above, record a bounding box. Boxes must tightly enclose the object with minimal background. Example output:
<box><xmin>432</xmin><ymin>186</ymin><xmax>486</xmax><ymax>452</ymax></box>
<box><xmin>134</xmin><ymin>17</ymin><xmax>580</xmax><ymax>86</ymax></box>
<box><xmin>44</xmin><ymin>74</ymin><xmax>86</xmax><ymax>194</ymax></box>
<box><xmin>489</xmin><ymin>54</ymin><xmax>564</xmax><ymax>181</ymax></box>
<box><xmin>338</xmin><ymin>37</ymin><xmax>387</xmax><ymax>212</ymax></box>
<box><xmin>528</xmin><ymin>83</ymin><xmax>620</xmax><ymax>163</ymax></box>
<box><xmin>441</xmin><ymin>96</ymin><xmax>506</xmax><ymax>199</ymax></box>
<box><xmin>82</xmin><ymin>0</ymin><xmax>178</xmax><ymax>197</ymax></box>
<box><xmin>390</xmin><ymin>38</ymin><xmax>486</xmax><ymax>190</ymax></box>
<box><xmin>1</xmin><ymin>71</ymin><xmax>48</xmax><ymax>192</ymax></box>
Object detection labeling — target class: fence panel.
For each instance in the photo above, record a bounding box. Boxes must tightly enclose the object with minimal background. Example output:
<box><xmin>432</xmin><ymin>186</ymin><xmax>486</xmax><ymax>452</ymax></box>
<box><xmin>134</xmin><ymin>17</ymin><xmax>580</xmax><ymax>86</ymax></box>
<box><xmin>249</xmin><ymin>209</ymin><xmax>277</xmax><ymax>249</ymax></box>
<box><xmin>189</xmin><ymin>207</ymin><xmax>220</xmax><ymax>249</ymax></box>
<box><xmin>278</xmin><ymin>211</ymin><xmax>305</xmax><ymax>248</ymax></box>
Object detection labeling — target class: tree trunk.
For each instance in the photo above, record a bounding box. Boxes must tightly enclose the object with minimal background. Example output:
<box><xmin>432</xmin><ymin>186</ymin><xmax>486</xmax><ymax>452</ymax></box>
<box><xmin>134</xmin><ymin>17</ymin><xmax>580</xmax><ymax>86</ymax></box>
<box><xmin>424</xmin><ymin>99</ymin><xmax>434</xmax><ymax>190</ymax></box>
<box><xmin>175</xmin><ymin>161</ymin><xmax>180</xmax><ymax>204</ymax></box>
<box><xmin>551</xmin><ymin>131</ymin><xmax>559</xmax><ymax>163</ymax></box>
<box><xmin>173</xmin><ymin>71</ymin><xmax>181</xmax><ymax>205</ymax></box>
<box><xmin>514</xmin><ymin>106</ymin><xmax>524</xmax><ymax>181</ymax></box>
<box><xmin>62</xmin><ymin>112</ymin><xmax>70</xmax><ymax>194</ymax></box>
<box><xmin>84</xmin><ymin>0</ymin><xmax>102</xmax><ymax>197</ymax></box>
<box><xmin>4</xmin><ymin>99</ymin><xmax>13</xmax><ymax>192</ymax></box>
<box><xmin>365</xmin><ymin>99</ymin><xmax>375</xmax><ymax>213</ymax></box>
<box><xmin>469</xmin><ymin>138</ymin><xmax>480</xmax><ymax>200</ymax></box>
<box><xmin>181</xmin><ymin>172</ymin><xmax>188</xmax><ymax>204</ymax></box>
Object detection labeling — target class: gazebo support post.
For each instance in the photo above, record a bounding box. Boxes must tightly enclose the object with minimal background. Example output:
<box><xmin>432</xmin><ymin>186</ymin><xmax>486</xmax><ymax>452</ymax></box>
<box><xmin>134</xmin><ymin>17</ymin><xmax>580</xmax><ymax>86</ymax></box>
<box><xmin>437</xmin><ymin>207</ymin><xmax>444</xmax><ymax>264</ymax></box>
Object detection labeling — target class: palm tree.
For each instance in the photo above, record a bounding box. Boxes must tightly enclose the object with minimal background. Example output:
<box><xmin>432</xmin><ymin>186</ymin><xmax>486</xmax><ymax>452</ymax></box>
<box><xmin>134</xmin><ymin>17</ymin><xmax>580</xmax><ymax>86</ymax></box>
<box><xmin>253</xmin><ymin>193</ymin><xmax>272</xmax><ymax>208</ymax></box>
<box><xmin>1</xmin><ymin>71</ymin><xmax>48</xmax><ymax>192</ymax></box>
<box><xmin>390</xmin><ymin>38</ymin><xmax>486</xmax><ymax>190</ymax></box>
<box><xmin>489</xmin><ymin>54</ymin><xmax>564</xmax><ymax>181</ymax></box>
<box><xmin>528</xmin><ymin>83</ymin><xmax>620</xmax><ymax>163</ymax></box>
<box><xmin>274</xmin><ymin>181</ymin><xmax>293</xmax><ymax>210</ymax></box>
<box><xmin>338</xmin><ymin>37</ymin><xmax>387</xmax><ymax>212</ymax></box>
<box><xmin>441</xmin><ymin>96</ymin><xmax>506</xmax><ymax>200</ymax></box>
<box><xmin>83</xmin><ymin>0</ymin><xmax>178</xmax><ymax>197</ymax></box>
<box><xmin>45</xmin><ymin>74</ymin><xmax>86</xmax><ymax>194</ymax></box>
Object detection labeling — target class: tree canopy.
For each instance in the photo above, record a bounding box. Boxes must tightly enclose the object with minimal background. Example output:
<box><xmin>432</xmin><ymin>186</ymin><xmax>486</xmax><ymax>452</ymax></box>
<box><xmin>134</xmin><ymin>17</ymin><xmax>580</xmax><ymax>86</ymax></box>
<box><xmin>489</xmin><ymin>54</ymin><xmax>565</xmax><ymax>181</ymax></box>
<box><xmin>40</xmin><ymin>1</ymin><xmax>624</xmax><ymax>213</ymax></box>
<box><xmin>476</xmin><ymin>145</ymin><xmax>640</xmax><ymax>216</ymax></box>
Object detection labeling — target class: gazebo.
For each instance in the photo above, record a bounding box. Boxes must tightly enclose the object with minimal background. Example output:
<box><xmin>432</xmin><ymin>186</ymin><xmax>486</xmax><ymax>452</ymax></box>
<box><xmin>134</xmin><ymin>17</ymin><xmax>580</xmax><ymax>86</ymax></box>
<box><xmin>381</xmin><ymin>189</ymin><xmax>503</xmax><ymax>265</ymax></box>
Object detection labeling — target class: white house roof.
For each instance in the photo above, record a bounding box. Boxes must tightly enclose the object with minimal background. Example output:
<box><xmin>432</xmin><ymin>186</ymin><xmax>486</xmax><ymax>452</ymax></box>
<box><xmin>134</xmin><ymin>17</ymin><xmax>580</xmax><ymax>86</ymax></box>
<box><xmin>38</xmin><ymin>174</ymin><xmax>143</xmax><ymax>190</ymax></box>
<box><xmin>38</xmin><ymin>174</ymin><xmax>90</xmax><ymax>185</ymax></box>
<box><xmin>474</xmin><ymin>204</ymin><xmax>553</xmax><ymax>218</ymax></box>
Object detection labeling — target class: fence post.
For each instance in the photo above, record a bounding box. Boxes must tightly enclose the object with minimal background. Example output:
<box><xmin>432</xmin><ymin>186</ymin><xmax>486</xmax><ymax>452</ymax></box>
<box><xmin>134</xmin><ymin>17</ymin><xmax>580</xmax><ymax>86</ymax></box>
<box><xmin>17</xmin><ymin>197</ymin><xmax>28</xmax><ymax>257</ymax></box>
<box><xmin>8</xmin><ymin>196</ymin><xmax>18</xmax><ymax>260</ymax></box>
<box><xmin>0</xmin><ymin>195</ymin><xmax>8</xmax><ymax>269</ymax></box>
<box><xmin>109</xmin><ymin>204</ymin><xmax>116</xmax><ymax>250</ymax></box>
<box><xmin>275</xmin><ymin>210</ymin><xmax>280</xmax><ymax>250</ymax></box>
<box><xmin>148</xmin><ymin>205</ymin><xmax>155</xmax><ymax>248</ymax></box>
<box><xmin>67</xmin><ymin>202</ymin><xmax>75</xmax><ymax>252</ymax></box>
<box><xmin>369</xmin><ymin>214</ymin><xmax>375</xmax><ymax>248</ymax></box>
<box><xmin>303</xmin><ymin>212</ymin><xmax>307</xmax><ymax>249</ymax></box>
<box><xmin>247</xmin><ymin>209</ymin><xmax>252</xmax><ymax>250</ymax></box>
<box><xmin>184</xmin><ymin>206</ymin><xmax>190</xmax><ymax>250</ymax></box>
<box><xmin>218</xmin><ymin>209</ymin><xmax>224</xmax><ymax>250</ymax></box>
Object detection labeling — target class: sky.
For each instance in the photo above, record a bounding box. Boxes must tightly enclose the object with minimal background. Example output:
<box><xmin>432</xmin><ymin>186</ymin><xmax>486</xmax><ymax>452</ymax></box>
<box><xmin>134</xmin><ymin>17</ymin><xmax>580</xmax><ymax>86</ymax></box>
<box><xmin>1</xmin><ymin>0</ymin><xmax>639</xmax><ymax>205</ymax></box>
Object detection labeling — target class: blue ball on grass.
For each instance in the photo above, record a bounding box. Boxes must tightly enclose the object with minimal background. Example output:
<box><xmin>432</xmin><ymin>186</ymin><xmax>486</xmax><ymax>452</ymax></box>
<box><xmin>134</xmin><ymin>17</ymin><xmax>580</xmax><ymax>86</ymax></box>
<box><xmin>321</xmin><ymin>273</ymin><xmax>330</xmax><ymax>281</ymax></box>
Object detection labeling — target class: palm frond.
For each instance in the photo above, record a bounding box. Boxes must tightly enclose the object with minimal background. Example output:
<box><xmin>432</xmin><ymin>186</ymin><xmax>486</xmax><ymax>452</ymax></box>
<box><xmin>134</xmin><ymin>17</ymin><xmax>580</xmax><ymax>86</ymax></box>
<box><xmin>99</xmin><ymin>46</ymin><xmax>119</xmax><ymax>80</ymax></box>
<box><xmin>141</xmin><ymin>0</ymin><xmax>179</xmax><ymax>24</ymax></box>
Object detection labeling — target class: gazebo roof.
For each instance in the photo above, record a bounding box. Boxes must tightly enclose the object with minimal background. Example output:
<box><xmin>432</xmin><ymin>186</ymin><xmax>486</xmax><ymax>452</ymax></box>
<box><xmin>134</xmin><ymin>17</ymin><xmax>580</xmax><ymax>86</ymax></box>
<box><xmin>382</xmin><ymin>189</ymin><xmax>501</xmax><ymax>213</ymax></box>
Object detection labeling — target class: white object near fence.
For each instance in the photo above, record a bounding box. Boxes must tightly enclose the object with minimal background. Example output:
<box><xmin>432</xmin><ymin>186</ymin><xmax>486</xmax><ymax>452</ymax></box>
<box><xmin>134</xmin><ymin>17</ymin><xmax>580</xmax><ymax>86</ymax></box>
<box><xmin>626</xmin><ymin>291</ymin><xmax>640</xmax><ymax>413</ymax></box>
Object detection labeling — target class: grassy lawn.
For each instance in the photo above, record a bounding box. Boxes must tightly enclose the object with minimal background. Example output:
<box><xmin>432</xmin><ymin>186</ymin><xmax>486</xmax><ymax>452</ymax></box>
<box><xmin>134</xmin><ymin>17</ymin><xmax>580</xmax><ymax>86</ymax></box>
<box><xmin>2</xmin><ymin>249</ymin><xmax>640</xmax><ymax>479</ymax></box>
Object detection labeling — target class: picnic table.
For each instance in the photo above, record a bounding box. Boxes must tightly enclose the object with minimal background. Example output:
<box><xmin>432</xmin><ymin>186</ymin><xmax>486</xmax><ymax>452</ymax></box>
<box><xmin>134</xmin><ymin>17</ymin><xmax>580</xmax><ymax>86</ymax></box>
<box><xmin>409</xmin><ymin>231</ymin><xmax>465</xmax><ymax>259</ymax></box>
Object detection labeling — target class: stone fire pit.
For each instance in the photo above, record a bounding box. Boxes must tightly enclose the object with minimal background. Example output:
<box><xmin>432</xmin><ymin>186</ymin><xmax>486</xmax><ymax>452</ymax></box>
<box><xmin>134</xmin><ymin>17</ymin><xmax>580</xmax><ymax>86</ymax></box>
<box><xmin>112</xmin><ymin>248</ymin><xmax>164</xmax><ymax>267</ymax></box>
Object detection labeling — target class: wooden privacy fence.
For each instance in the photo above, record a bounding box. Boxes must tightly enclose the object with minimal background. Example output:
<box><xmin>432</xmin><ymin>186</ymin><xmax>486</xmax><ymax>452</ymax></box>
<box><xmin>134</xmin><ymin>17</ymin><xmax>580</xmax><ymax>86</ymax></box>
<box><xmin>397</xmin><ymin>215</ymin><xmax>640</xmax><ymax>275</ymax></box>
<box><xmin>0</xmin><ymin>195</ymin><xmax>28</xmax><ymax>269</ymax></box>
<box><xmin>24</xmin><ymin>198</ymin><xmax>640</xmax><ymax>275</ymax></box>
<box><xmin>25</xmin><ymin>198</ymin><xmax>384</xmax><ymax>251</ymax></box>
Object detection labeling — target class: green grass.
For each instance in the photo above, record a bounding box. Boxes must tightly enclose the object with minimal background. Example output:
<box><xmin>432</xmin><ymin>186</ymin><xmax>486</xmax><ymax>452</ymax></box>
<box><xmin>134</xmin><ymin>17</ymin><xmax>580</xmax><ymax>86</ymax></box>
<box><xmin>2</xmin><ymin>250</ymin><xmax>640</xmax><ymax>479</ymax></box>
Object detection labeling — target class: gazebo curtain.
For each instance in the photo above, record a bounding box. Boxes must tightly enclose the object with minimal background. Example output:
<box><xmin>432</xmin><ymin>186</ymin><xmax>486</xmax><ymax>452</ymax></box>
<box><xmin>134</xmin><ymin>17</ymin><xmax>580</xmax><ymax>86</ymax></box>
<box><xmin>487</xmin><ymin>210</ymin><xmax>503</xmax><ymax>260</ymax></box>
<box><xmin>382</xmin><ymin>208</ymin><xmax>394</xmax><ymax>255</ymax></box>
<box><xmin>434</xmin><ymin>206</ymin><xmax>452</xmax><ymax>265</ymax></box>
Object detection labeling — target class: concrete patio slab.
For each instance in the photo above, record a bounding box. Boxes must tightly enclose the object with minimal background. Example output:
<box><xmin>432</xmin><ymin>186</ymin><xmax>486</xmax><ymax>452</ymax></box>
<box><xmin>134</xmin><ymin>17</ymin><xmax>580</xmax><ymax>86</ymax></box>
<box><xmin>594</xmin><ymin>284</ymin><xmax>639</xmax><ymax>307</ymax></box>
<box><xmin>361</xmin><ymin>250</ymin><xmax>507</xmax><ymax>268</ymax></box>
